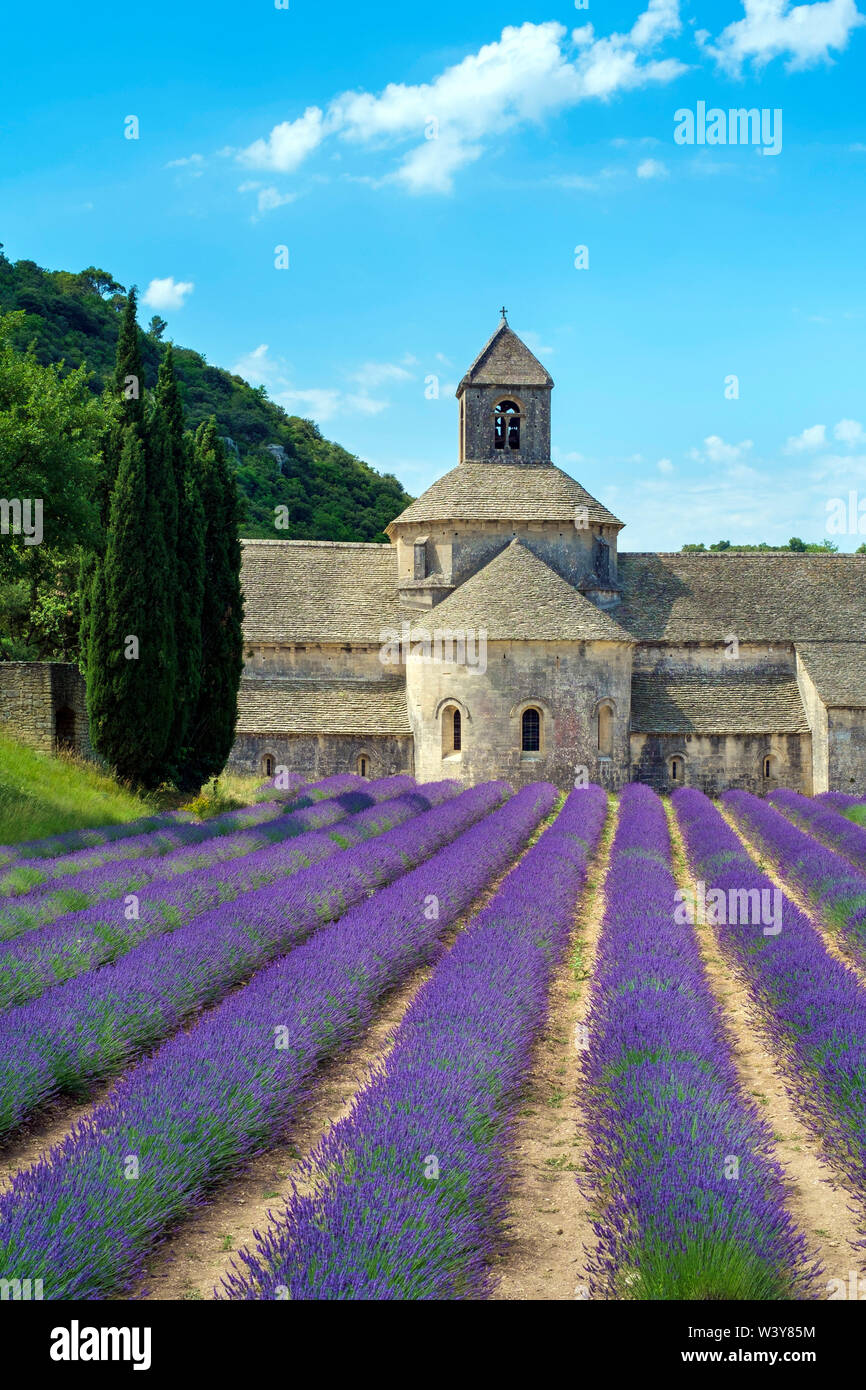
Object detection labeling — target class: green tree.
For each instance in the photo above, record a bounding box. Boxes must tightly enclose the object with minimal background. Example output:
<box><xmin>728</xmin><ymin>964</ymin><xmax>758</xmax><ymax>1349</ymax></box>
<box><xmin>177</xmin><ymin>420</ymin><xmax>243</xmax><ymax>790</ymax></box>
<box><xmin>86</xmin><ymin>430</ymin><xmax>175</xmax><ymax>787</ymax></box>
<box><xmin>152</xmin><ymin>344</ymin><xmax>204</xmax><ymax>770</ymax></box>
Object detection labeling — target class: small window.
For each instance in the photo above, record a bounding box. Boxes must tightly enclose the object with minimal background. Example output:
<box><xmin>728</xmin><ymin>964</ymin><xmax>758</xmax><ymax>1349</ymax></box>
<box><xmin>494</xmin><ymin>400</ymin><xmax>521</xmax><ymax>451</ymax></box>
<box><xmin>669</xmin><ymin>756</ymin><xmax>684</xmax><ymax>783</ymax></box>
<box><xmin>597</xmin><ymin>704</ymin><xmax>613</xmax><ymax>756</ymax></box>
<box><xmin>442</xmin><ymin>705</ymin><xmax>462</xmax><ymax>757</ymax></box>
<box><xmin>763</xmin><ymin>755</ymin><xmax>773</xmax><ymax>779</ymax></box>
<box><xmin>522</xmin><ymin>707</ymin><xmax>541</xmax><ymax>753</ymax></box>
<box><xmin>358</xmin><ymin>755</ymin><xmax>370</xmax><ymax>778</ymax></box>
<box><xmin>262</xmin><ymin>754</ymin><xmax>275</xmax><ymax>778</ymax></box>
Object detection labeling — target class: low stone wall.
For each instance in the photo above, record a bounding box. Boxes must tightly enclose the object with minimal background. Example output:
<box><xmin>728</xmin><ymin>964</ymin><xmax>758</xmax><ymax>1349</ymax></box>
<box><xmin>0</xmin><ymin>663</ymin><xmax>92</xmax><ymax>758</ymax></box>
<box><xmin>228</xmin><ymin>731</ymin><xmax>415</xmax><ymax>782</ymax></box>
<box><xmin>630</xmin><ymin>731</ymin><xmax>812</xmax><ymax>797</ymax></box>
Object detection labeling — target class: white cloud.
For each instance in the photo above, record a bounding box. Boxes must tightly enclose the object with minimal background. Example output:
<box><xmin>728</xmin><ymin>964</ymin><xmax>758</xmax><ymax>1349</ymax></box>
<box><xmin>166</xmin><ymin>153</ymin><xmax>204</xmax><ymax>170</ymax></box>
<box><xmin>255</xmin><ymin>186</ymin><xmax>296</xmax><ymax>216</ymax></box>
<box><xmin>239</xmin><ymin>106</ymin><xmax>327</xmax><ymax>173</ymax></box>
<box><xmin>637</xmin><ymin>157</ymin><xmax>668</xmax><ymax>178</ymax></box>
<box><xmin>834</xmin><ymin>418</ymin><xmax>866</xmax><ymax>446</ymax></box>
<box><xmin>515</xmin><ymin>329</ymin><xmax>554</xmax><ymax>357</ymax></box>
<box><xmin>236</xmin><ymin>8</ymin><xmax>688</xmax><ymax>195</ymax></box>
<box><xmin>141</xmin><ymin>277</ymin><xmax>195</xmax><ymax>311</ymax></box>
<box><xmin>657</xmin><ymin>457</ymin><xmax>674</xmax><ymax>472</ymax></box>
<box><xmin>230</xmin><ymin>344</ymin><xmax>397</xmax><ymax>423</ymax></box>
<box><xmin>705</xmin><ymin>0</ymin><xmax>865</xmax><ymax>75</ymax></box>
<box><xmin>349</xmin><ymin>361</ymin><xmax>414</xmax><ymax>389</ymax></box>
<box><xmin>785</xmin><ymin>423</ymin><xmax>827</xmax><ymax>452</ymax></box>
<box><xmin>690</xmin><ymin>434</ymin><xmax>754</xmax><ymax>464</ymax></box>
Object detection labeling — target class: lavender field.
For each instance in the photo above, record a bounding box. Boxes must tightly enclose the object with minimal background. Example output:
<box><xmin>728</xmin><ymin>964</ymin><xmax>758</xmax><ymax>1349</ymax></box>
<box><xmin>1</xmin><ymin>774</ymin><xmax>866</xmax><ymax>1302</ymax></box>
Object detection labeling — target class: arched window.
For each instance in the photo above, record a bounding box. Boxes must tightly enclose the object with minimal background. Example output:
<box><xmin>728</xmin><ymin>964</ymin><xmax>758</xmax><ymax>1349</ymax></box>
<box><xmin>762</xmin><ymin>754</ymin><xmax>774</xmax><ymax>780</ymax></box>
<box><xmin>521</xmin><ymin>707</ymin><xmax>541</xmax><ymax>753</ymax></box>
<box><xmin>357</xmin><ymin>754</ymin><xmax>370</xmax><ymax>778</ymax></box>
<box><xmin>442</xmin><ymin>705</ymin><xmax>463</xmax><ymax>757</ymax></box>
<box><xmin>669</xmin><ymin>755</ymin><xmax>685</xmax><ymax>784</ymax></box>
<box><xmin>262</xmin><ymin>753</ymin><xmax>275</xmax><ymax>778</ymax></box>
<box><xmin>597</xmin><ymin>703</ymin><xmax>613</xmax><ymax>756</ymax></box>
<box><xmin>494</xmin><ymin>399</ymin><xmax>521</xmax><ymax>451</ymax></box>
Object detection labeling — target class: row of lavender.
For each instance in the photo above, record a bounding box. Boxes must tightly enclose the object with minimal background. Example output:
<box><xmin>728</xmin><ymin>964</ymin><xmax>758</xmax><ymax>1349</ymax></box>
<box><xmin>722</xmin><ymin>789</ymin><xmax>866</xmax><ymax>969</ymax></box>
<box><xmin>0</xmin><ymin>781</ymin><xmax>460</xmax><ymax>1008</ymax></box>
<box><xmin>0</xmin><ymin>776</ymin><xmax>416</xmax><ymax>939</ymax></box>
<box><xmin>0</xmin><ymin>773</ymin><xmax>365</xmax><ymax>901</ymax></box>
<box><xmin>0</xmin><ymin>782</ymin><xmax>555</xmax><ymax>1298</ymax></box>
<box><xmin>0</xmin><ymin>780</ymin><xmax>510</xmax><ymax>1140</ymax></box>
<box><xmin>673</xmin><ymin>788</ymin><xmax>866</xmax><ymax>1220</ymax></box>
<box><xmin>221</xmin><ymin>785</ymin><xmax>608</xmax><ymax>1299</ymax></box>
<box><xmin>582</xmin><ymin>784</ymin><xmax>811</xmax><ymax>1300</ymax></box>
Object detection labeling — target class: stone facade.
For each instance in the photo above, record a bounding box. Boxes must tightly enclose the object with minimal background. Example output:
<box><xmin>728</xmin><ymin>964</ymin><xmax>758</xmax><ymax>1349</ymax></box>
<box><xmin>229</xmin><ymin>318</ymin><xmax>866</xmax><ymax>794</ymax></box>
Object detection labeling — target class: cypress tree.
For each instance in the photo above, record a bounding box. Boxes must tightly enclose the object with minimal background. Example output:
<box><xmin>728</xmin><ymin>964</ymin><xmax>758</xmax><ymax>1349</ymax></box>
<box><xmin>86</xmin><ymin>429</ymin><xmax>175</xmax><ymax>787</ymax></box>
<box><xmin>152</xmin><ymin>345</ymin><xmax>203</xmax><ymax>774</ymax></box>
<box><xmin>178</xmin><ymin>419</ymin><xmax>244</xmax><ymax>790</ymax></box>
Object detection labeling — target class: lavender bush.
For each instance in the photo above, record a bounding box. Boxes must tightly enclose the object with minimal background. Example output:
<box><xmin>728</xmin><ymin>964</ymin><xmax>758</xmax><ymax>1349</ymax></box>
<box><xmin>0</xmin><ymin>809</ymin><xmax>196</xmax><ymax>869</ymax></box>
<box><xmin>0</xmin><ymin>776</ymin><xmax>416</xmax><ymax>938</ymax></box>
<box><xmin>0</xmin><ymin>781</ymin><xmax>511</xmax><ymax>1140</ymax></box>
<box><xmin>0</xmin><ymin>782</ymin><xmax>460</xmax><ymax>1008</ymax></box>
<box><xmin>0</xmin><ymin>783</ymin><xmax>554</xmax><ymax>1299</ymax></box>
<box><xmin>674</xmin><ymin>787</ymin><xmax>866</xmax><ymax>1219</ymax></box>
<box><xmin>583</xmin><ymin>784</ymin><xmax>812</xmax><ymax>1300</ymax></box>
<box><xmin>219</xmin><ymin>785</ymin><xmax>607</xmax><ymax>1300</ymax></box>
<box><xmin>724</xmin><ymin>788</ymin><xmax>866</xmax><ymax>968</ymax></box>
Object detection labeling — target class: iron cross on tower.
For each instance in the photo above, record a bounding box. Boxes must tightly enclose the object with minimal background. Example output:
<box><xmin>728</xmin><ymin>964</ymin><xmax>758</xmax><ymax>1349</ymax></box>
<box><xmin>500</xmin><ymin>305</ymin><xmax>508</xmax><ymax>321</ymax></box>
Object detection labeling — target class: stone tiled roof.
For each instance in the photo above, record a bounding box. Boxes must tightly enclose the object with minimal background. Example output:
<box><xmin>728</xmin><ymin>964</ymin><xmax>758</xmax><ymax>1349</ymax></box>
<box><xmin>458</xmin><ymin>321</ymin><xmax>553</xmax><ymax>391</ymax></box>
<box><xmin>427</xmin><ymin>539</ymin><xmax>630</xmax><ymax>642</ymax></box>
<box><xmin>630</xmin><ymin>672</ymin><xmax>810</xmax><ymax>734</ymax></box>
<box><xmin>618</xmin><ymin>553</ymin><xmax>866</xmax><ymax>642</ymax></box>
<box><xmin>796</xmin><ymin>643</ymin><xmax>866</xmax><ymax>708</ymax></box>
<box><xmin>388</xmin><ymin>463</ymin><xmax>623</xmax><ymax>529</ymax></box>
<box><xmin>241</xmin><ymin>540</ymin><xmax>399</xmax><ymax>644</ymax></box>
<box><xmin>236</xmin><ymin>677</ymin><xmax>411</xmax><ymax>735</ymax></box>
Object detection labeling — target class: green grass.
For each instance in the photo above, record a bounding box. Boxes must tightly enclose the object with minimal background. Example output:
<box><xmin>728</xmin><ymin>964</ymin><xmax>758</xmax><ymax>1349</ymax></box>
<box><xmin>843</xmin><ymin>805</ymin><xmax>866</xmax><ymax>827</ymax></box>
<box><xmin>0</xmin><ymin>735</ymin><xmax>263</xmax><ymax>846</ymax></box>
<box><xmin>0</xmin><ymin>735</ymin><xmax>153</xmax><ymax>845</ymax></box>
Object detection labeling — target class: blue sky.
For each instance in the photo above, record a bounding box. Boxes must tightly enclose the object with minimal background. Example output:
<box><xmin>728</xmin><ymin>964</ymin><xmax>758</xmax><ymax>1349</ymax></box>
<box><xmin>2</xmin><ymin>0</ymin><xmax>865</xmax><ymax>549</ymax></box>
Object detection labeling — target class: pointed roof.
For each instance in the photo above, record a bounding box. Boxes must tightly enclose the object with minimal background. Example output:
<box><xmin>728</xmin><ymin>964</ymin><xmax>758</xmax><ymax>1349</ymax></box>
<box><xmin>387</xmin><ymin>462</ymin><xmax>623</xmax><ymax>530</ymax></box>
<box><xmin>425</xmin><ymin>539</ymin><xmax>630</xmax><ymax>643</ymax></box>
<box><xmin>457</xmin><ymin>319</ymin><xmax>553</xmax><ymax>393</ymax></box>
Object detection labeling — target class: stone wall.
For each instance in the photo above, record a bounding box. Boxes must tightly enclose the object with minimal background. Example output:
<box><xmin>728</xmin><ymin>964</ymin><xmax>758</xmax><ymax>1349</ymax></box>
<box><xmin>629</xmin><ymin>731</ymin><xmax>812</xmax><ymax>796</ymax></box>
<box><xmin>827</xmin><ymin>708</ymin><xmax>866</xmax><ymax>794</ymax></box>
<box><xmin>0</xmin><ymin>662</ymin><xmax>92</xmax><ymax>758</ymax></box>
<box><xmin>407</xmin><ymin>638</ymin><xmax>632</xmax><ymax>790</ymax></box>
<box><xmin>795</xmin><ymin>653</ymin><xmax>829</xmax><ymax>793</ymax></box>
<box><xmin>227</xmin><ymin>732</ymin><xmax>414</xmax><ymax>781</ymax></box>
<box><xmin>392</xmin><ymin>519</ymin><xmax>619</xmax><ymax>595</ymax></box>
<box><xmin>243</xmin><ymin>643</ymin><xmax>392</xmax><ymax>680</ymax></box>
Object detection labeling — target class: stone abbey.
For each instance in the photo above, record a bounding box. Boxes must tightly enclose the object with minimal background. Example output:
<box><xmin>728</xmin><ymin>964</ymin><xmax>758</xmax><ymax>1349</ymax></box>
<box><xmin>5</xmin><ymin>316</ymin><xmax>863</xmax><ymax>794</ymax></box>
<box><xmin>231</xmin><ymin>316</ymin><xmax>866</xmax><ymax>795</ymax></box>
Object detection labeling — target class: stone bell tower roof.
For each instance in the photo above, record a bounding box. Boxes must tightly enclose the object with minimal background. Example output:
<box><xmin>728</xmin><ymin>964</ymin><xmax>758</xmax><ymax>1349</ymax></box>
<box><xmin>457</xmin><ymin>317</ymin><xmax>554</xmax><ymax>395</ymax></box>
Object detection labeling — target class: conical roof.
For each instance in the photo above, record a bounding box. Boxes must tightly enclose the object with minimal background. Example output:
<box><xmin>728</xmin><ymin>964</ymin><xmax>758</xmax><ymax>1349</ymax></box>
<box><xmin>425</xmin><ymin>539</ymin><xmax>630</xmax><ymax>642</ymax></box>
<box><xmin>457</xmin><ymin>319</ymin><xmax>553</xmax><ymax>393</ymax></box>
<box><xmin>387</xmin><ymin>462</ymin><xmax>623</xmax><ymax>530</ymax></box>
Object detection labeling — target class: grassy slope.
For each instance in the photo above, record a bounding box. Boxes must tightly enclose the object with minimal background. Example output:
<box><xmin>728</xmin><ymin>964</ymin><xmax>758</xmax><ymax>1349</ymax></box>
<box><xmin>0</xmin><ymin>736</ymin><xmax>264</xmax><ymax>844</ymax></box>
<box><xmin>0</xmin><ymin>735</ymin><xmax>151</xmax><ymax>844</ymax></box>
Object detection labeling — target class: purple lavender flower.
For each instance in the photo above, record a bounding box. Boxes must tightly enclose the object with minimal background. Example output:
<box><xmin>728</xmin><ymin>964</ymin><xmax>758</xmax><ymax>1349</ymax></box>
<box><xmin>582</xmin><ymin>784</ymin><xmax>812</xmax><ymax>1300</ymax></box>
<box><xmin>218</xmin><ymin>785</ymin><xmax>608</xmax><ymax>1300</ymax></box>
<box><xmin>0</xmin><ymin>780</ymin><xmax>511</xmax><ymax>1141</ymax></box>
<box><xmin>0</xmin><ymin>783</ymin><xmax>554</xmax><ymax>1299</ymax></box>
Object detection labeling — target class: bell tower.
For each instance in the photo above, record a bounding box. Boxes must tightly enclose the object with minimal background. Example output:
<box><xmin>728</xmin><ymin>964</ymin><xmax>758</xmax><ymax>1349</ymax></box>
<box><xmin>456</xmin><ymin>311</ymin><xmax>554</xmax><ymax>467</ymax></box>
